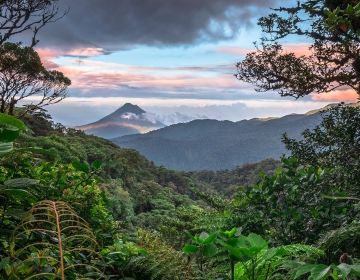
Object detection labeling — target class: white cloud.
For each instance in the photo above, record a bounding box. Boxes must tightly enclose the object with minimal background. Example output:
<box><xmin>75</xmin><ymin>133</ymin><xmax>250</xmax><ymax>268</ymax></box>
<box><xmin>42</xmin><ymin>97</ymin><xmax>332</xmax><ymax>127</ymax></box>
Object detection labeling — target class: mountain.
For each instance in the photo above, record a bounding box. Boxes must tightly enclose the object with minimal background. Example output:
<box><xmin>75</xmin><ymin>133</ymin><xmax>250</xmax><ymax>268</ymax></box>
<box><xmin>112</xmin><ymin>109</ymin><xmax>324</xmax><ymax>171</ymax></box>
<box><xmin>76</xmin><ymin>103</ymin><xmax>165</xmax><ymax>139</ymax></box>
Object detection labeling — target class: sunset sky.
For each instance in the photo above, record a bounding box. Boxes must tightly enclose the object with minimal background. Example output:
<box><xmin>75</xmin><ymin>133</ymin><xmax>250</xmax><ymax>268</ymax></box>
<box><xmin>30</xmin><ymin>0</ymin><xmax>358</xmax><ymax>126</ymax></box>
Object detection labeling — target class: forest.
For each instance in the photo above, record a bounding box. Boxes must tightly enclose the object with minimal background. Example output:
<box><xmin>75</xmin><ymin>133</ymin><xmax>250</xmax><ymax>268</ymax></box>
<box><xmin>0</xmin><ymin>0</ymin><xmax>360</xmax><ymax>279</ymax></box>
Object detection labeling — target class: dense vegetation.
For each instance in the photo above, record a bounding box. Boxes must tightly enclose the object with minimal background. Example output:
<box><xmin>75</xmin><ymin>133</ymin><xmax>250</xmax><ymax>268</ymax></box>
<box><xmin>1</xmin><ymin>101</ymin><xmax>360</xmax><ymax>279</ymax></box>
<box><xmin>188</xmin><ymin>159</ymin><xmax>279</xmax><ymax>197</ymax></box>
<box><xmin>1</xmin><ymin>0</ymin><xmax>360</xmax><ymax>279</ymax></box>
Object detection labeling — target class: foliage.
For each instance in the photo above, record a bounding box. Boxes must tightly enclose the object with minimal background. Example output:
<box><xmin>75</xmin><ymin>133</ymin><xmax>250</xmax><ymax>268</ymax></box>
<box><xmin>189</xmin><ymin>159</ymin><xmax>279</xmax><ymax>197</ymax></box>
<box><xmin>325</xmin><ymin>1</ymin><xmax>360</xmax><ymax>34</ymax></box>
<box><xmin>0</xmin><ymin>43</ymin><xmax>71</xmax><ymax>115</ymax></box>
<box><xmin>227</xmin><ymin>156</ymin><xmax>360</xmax><ymax>245</ymax></box>
<box><xmin>19</xmin><ymin>107</ymin><xmax>66</xmax><ymax>136</ymax></box>
<box><xmin>4</xmin><ymin>200</ymin><xmax>105</xmax><ymax>279</ymax></box>
<box><xmin>183</xmin><ymin>229</ymin><xmax>324</xmax><ymax>280</ymax></box>
<box><xmin>101</xmin><ymin>237</ymin><xmax>146</xmax><ymax>279</ymax></box>
<box><xmin>0</xmin><ymin>110</ymin><xmax>214</xmax><ymax>279</ymax></box>
<box><xmin>0</xmin><ymin>112</ymin><xmax>27</xmax><ymax>154</ymax></box>
<box><xmin>236</xmin><ymin>0</ymin><xmax>360</xmax><ymax>98</ymax></box>
<box><xmin>283</xmin><ymin>103</ymin><xmax>360</xmax><ymax>197</ymax></box>
<box><xmin>286</xmin><ymin>261</ymin><xmax>360</xmax><ymax>280</ymax></box>
<box><xmin>129</xmin><ymin>229</ymin><xmax>196</xmax><ymax>280</ymax></box>
<box><xmin>318</xmin><ymin>221</ymin><xmax>360</xmax><ymax>263</ymax></box>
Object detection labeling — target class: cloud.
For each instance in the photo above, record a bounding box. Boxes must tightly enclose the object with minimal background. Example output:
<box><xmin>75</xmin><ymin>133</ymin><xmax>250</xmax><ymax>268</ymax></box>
<box><xmin>41</xmin><ymin>57</ymin><xmax>245</xmax><ymax>94</ymax></box>
<box><xmin>215</xmin><ymin>43</ymin><xmax>312</xmax><ymax>57</ymax></box>
<box><xmin>312</xmin><ymin>89</ymin><xmax>359</xmax><ymax>102</ymax></box>
<box><xmin>38</xmin><ymin>0</ymin><xmax>277</xmax><ymax>49</ymax></box>
<box><xmin>36</xmin><ymin>47</ymin><xmax>107</xmax><ymax>68</ymax></box>
<box><xmin>155</xmin><ymin>112</ymin><xmax>208</xmax><ymax>125</ymax></box>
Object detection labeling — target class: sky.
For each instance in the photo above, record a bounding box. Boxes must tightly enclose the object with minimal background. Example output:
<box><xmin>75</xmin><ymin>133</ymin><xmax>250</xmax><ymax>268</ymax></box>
<box><xmin>27</xmin><ymin>0</ymin><xmax>358</xmax><ymax>126</ymax></box>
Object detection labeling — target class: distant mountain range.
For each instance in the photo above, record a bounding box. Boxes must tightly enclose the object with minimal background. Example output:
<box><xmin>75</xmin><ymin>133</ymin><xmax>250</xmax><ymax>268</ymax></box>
<box><xmin>112</xmin><ymin>108</ymin><xmax>327</xmax><ymax>171</ymax></box>
<box><xmin>76</xmin><ymin>103</ymin><xmax>165</xmax><ymax>139</ymax></box>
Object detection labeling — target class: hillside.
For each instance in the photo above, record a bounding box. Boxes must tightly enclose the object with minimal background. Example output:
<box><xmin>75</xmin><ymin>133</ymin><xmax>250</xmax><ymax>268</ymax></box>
<box><xmin>187</xmin><ymin>158</ymin><xmax>280</xmax><ymax>197</ymax></box>
<box><xmin>113</xmin><ymin>110</ymin><xmax>323</xmax><ymax>171</ymax></box>
<box><xmin>77</xmin><ymin>103</ymin><xmax>165</xmax><ymax>139</ymax></box>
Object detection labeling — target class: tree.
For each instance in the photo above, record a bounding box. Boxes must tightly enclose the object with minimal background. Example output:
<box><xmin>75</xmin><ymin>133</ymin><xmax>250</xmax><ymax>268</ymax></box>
<box><xmin>0</xmin><ymin>42</ymin><xmax>71</xmax><ymax>115</ymax></box>
<box><xmin>236</xmin><ymin>0</ymin><xmax>360</xmax><ymax>98</ymax></box>
<box><xmin>0</xmin><ymin>0</ymin><xmax>65</xmax><ymax>46</ymax></box>
<box><xmin>283</xmin><ymin>103</ymin><xmax>360</xmax><ymax>196</ymax></box>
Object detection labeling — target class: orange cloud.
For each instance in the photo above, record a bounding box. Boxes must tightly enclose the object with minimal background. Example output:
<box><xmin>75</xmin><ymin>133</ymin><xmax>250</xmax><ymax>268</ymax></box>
<box><xmin>312</xmin><ymin>89</ymin><xmax>359</xmax><ymax>102</ymax></box>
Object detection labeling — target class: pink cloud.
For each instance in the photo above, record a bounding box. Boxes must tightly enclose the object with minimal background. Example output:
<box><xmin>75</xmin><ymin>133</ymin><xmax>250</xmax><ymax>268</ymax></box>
<box><xmin>57</xmin><ymin>64</ymin><xmax>240</xmax><ymax>91</ymax></box>
<box><xmin>36</xmin><ymin>47</ymin><xmax>105</xmax><ymax>69</ymax></box>
<box><xmin>35</xmin><ymin>46</ymin><xmax>240</xmax><ymax>92</ymax></box>
<box><xmin>216</xmin><ymin>43</ymin><xmax>312</xmax><ymax>57</ymax></box>
<box><xmin>312</xmin><ymin>89</ymin><xmax>359</xmax><ymax>102</ymax></box>
<box><xmin>36</xmin><ymin>48</ymin><xmax>63</xmax><ymax>68</ymax></box>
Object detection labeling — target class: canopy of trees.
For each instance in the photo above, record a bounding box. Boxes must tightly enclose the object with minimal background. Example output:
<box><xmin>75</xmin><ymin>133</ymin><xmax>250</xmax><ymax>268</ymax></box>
<box><xmin>0</xmin><ymin>42</ymin><xmax>70</xmax><ymax>115</ymax></box>
<box><xmin>236</xmin><ymin>0</ymin><xmax>360</xmax><ymax>98</ymax></box>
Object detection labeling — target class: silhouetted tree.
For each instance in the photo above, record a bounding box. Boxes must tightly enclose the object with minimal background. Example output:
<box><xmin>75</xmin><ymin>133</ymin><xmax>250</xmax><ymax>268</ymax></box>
<box><xmin>0</xmin><ymin>42</ymin><xmax>71</xmax><ymax>115</ymax></box>
<box><xmin>0</xmin><ymin>0</ymin><xmax>66</xmax><ymax>46</ymax></box>
<box><xmin>236</xmin><ymin>0</ymin><xmax>360</xmax><ymax>98</ymax></box>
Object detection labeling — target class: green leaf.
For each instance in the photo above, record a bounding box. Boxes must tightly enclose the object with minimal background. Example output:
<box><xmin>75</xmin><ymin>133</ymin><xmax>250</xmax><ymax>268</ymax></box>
<box><xmin>337</xmin><ymin>263</ymin><xmax>352</xmax><ymax>278</ymax></box>
<box><xmin>222</xmin><ymin>228</ymin><xmax>238</xmax><ymax>238</ymax></box>
<box><xmin>3</xmin><ymin>178</ymin><xmax>39</xmax><ymax>188</ymax></box>
<box><xmin>0</xmin><ymin>127</ymin><xmax>20</xmax><ymax>142</ymax></box>
<box><xmin>310</xmin><ymin>265</ymin><xmax>331</xmax><ymax>280</ymax></box>
<box><xmin>247</xmin><ymin>233</ymin><xmax>268</xmax><ymax>250</ymax></box>
<box><xmin>262</xmin><ymin>247</ymin><xmax>280</xmax><ymax>261</ymax></box>
<box><xmin>0</xmin><ymin>142</ymin><xmax>13</xmax><ymax>155</ymax></box>
<box><xmin>0</xmin><ymin>188</ymin><xmax>36</xmax><ymax>203</ymax></box>
<box><xmin>0</xmin><ymin>113</ymin><xmax>27</xmax><ymax>131</ymax></box>
<box><xmin>182</xmin><ymin>244</ymin><xmax>198</xmax><ymax>254</ymax></box>
<box><xmin>294</xmin><ymin>264</ymin><xmax>317</xmax><ymax>279</ymax></box>
<box><xmin>348</xmin><ymin>264</ymin><xmax>360</xmax><ymax>276</ymax></box>
<box><xmin>203</xmin><ymin>243</ymin><xmax>217</xmax><ymax>257</ymax></box>
<box><xmin>202</xmin><ymin>233</ymin><xmax>217</xmax><ymax>245</ymax></box>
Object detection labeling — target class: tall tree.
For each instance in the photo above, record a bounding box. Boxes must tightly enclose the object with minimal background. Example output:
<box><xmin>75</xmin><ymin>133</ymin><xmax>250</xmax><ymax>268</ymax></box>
<box><xmin>236</xmin><ymin>0</ymin><xmax>360</xmax><ymax>98</ymax></box>
<box><xmin>0</xmin><ymin>42</ymin><xmax>70</xmax><ymax>115</ymax></box>
<box><xmin>0</xmin><ymin>0</ymin><xmax>65</xmax><ymax>46</ymax></box>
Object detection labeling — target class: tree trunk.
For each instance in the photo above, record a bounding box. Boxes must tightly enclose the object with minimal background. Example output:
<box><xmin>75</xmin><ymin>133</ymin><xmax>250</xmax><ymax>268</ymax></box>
<box><xmin>9</xmin><ymin>99</ymin><xmax>16</xmax><ymax>115</ymax></box>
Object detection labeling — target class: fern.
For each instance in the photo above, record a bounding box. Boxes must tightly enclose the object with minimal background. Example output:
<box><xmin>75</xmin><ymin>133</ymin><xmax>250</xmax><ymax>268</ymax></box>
<box><xmin>9</xmin><ymin>200</ymin><xmax>105</xmax><ymax>279</ymax></box>
<box><xmin>234</xmin><ymin>244</ymin><xmax>324</xmax><ymax>280</ymax></box>
<box><xmin>128</xmin><ymin>229</ymin><xmax>197</xmax><ymax>280</ymax></box>
<box><xmin>318</xmin><ymin>221</ymin><xmax>360</xmax><ymax>262</ymax></box>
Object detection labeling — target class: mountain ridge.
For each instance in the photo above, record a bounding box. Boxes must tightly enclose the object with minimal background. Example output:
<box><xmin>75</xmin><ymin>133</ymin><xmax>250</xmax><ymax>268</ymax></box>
<box><xmin>112</xmin><ymin>109</ymin><xmax>325</xmax><ymax>171</ymax></box>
